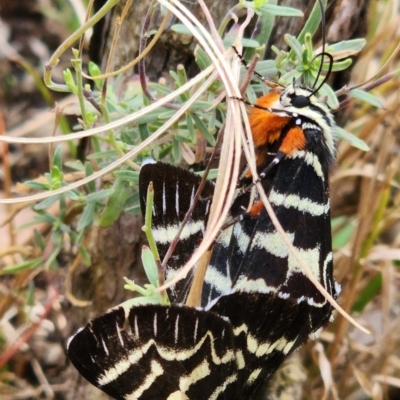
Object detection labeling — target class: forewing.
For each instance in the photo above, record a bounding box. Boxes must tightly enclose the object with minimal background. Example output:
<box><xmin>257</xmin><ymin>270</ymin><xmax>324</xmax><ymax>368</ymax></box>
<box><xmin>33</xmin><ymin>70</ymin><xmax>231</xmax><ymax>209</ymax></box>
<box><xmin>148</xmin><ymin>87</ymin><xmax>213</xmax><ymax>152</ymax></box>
<box><xmin>139</xmin><ymin>162</ymin><xmax>214</xmax><ymax>303</ymax></box>
<box><xmin>204</xmin><ymin>148</ymin><xmax>336</xmax><ymax>332</ymax></box>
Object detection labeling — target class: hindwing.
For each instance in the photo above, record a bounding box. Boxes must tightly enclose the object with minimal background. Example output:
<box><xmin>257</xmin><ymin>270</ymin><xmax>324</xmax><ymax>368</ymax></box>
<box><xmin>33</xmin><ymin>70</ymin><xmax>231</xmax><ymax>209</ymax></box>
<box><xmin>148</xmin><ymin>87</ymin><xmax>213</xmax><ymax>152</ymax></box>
<box><xmin>68</xmin><ymin>304</ymin><xmax>238</xmax><ymax>400</ymax></box>
<box><xmin>67</xmin><ymin>292</ymin><xmax>318</xmax><ymax>400</ymax></box>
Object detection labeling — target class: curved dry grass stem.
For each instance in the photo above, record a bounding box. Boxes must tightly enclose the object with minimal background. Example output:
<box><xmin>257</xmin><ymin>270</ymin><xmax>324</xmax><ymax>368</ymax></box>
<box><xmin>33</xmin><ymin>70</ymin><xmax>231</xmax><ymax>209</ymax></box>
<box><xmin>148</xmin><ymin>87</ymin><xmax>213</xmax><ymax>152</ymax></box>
<box><xmin>0</xmin><ymin>64</ymin><xmax>223</xmax><ymax>205</ymax></box>
<box><xmin>156</xmin><ymin>0</ymin><xmax>244</xmax><ymax>295</ymax></box>
<box><xmin>82</xmin><ymin>2</ymin><xmax>171</xmax><ymax>81</ymax></box>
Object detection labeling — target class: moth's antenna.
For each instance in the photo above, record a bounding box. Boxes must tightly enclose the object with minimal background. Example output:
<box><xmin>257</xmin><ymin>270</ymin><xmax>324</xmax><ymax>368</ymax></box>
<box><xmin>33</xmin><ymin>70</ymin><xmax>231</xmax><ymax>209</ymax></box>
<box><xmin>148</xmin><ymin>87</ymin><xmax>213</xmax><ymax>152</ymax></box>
<box><xmin>311</xmin><ymin>0</ymin><xmax>333</xmax><ymax>94</ymax></box>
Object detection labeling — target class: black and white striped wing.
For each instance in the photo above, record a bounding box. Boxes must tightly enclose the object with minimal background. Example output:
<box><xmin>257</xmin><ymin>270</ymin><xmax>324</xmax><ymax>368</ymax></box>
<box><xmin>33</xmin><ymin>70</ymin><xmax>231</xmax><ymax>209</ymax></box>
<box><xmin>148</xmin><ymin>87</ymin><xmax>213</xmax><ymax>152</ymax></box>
<box><xmin>139</xmin><ymin>162</ymin><xmax>214</xmax><ymax>303</ymax></box>
<box><xmin>204</xmin><ymin>135</ymin><xmax>337</xmax><ymax>334</ymax></box>
<box><xmin>67</xmin><ymin>304</ymin><xmax>238</xmax><ymax>400</ymax></box>
<box><xmin>208</xmin><ymin>291</ymin><xmax>316</xmax><ymax>400</ymax></box>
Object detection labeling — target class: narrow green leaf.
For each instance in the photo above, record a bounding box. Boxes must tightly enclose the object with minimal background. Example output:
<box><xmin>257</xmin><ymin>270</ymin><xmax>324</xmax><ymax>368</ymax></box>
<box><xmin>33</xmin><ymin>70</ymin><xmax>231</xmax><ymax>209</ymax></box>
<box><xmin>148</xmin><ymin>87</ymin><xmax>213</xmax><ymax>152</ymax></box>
<box><xmin>258</xmin><ymin>4</ymin><xmax>303</xmax><ymax>17</ymax></box>
<box><xmin>34</xmin><ymin>195</ymin><xmax>61</xmax><ymax>211</ymax></box>
<box><xmin>100</xmin><ymin>179</ymin><xmax>131</xmax><ymax>227</ymax></box>
<box><xmin>141</xmin><ymin>246</ymin><xmax>159</xmax><ymax>287</ymax></box>
<box><xmin>194</xmin><ymin>168</ymin><xmax>219</xmax><ymax>180</ymax></box>
<box><xmin>328</xmin><ymin>39</ymin><xmax>366</xmax><ymax>54</ymax></box>
<box><xmin>284</xmin><ymin>34</ymin><xmax>303</xmax><ymax>60</ymax></box>
<box><xmin>351</xmin><ymin>274</ymin><xmax>382</xmax><ymax>312</ymax></box>
<box><xmin>244</xmin><ymin>0</ymin><xmax>275</xmax><ymax>61</ymax></box>
<box><xmin>88</xmin><ymin>61</ymin><xmax>104</xmax><ymax>90</ymax></box>
<box><xmin>85</xmin><ymin>162</ymin><xmax>96</xmax><ymax>193</ymax></box>
<box><xmin>186</xmin><ymin>114</ymin><xmax>195</xmax><ymax>143</ymax></box>
<box><xmin>77</xmin><ymin>201</ymin><xmax>96</xmax><ymax>231</ymax></box>
<box><xmin>316</xmin><ymin>84</ymin><xmax>339</xmax><ymax>110</ymax></box>
<box><xmin>114</xmin><ymin>170</ymin><xmax>139</xmax><ymax>184</ymax></box>
<box><xmin>64</xmin><ymin>160</ymin><xmax>85</xmax><ymax>171</ymax></box>
<box><xmin>64</xmin><ymin>190</ymin><xmax>81</xmax><ymax>201</ymax></box>
<box><xmin>332</xmin><ymin>218</ymin><xmax>355</xmax><ymax>249</ymax></box>
<box><xmin>192</xmin><ymin>113</ymin><xmax>216</xmax><ymax>146</ymax></box>
<box><xmin>350</xmin><ymin>89</ymin><xmax>385</xmax><ymax>109</ymax></box>
<box><xmin>223</xmin><ymin>37</ymin><xmax>260</xmax><ymax>48</ymax></box>
<box><xmin>295</xmin><ymin>0</ymin><xmax>327</xmax><ymax>50</ymax></box>
<box><xmin>45</xmin><ymin>244</ymin><xmax>62</xmax><ymax>269</ymax></box>
<box><xmin>86</xmin><ymin>188</ymin><xmax>114</xmax><ymax>203</ymax></box>
<box><xmin>170</xmin><ymin>24</ymin><xmax>197</xmax><ymax>36</ymax></box>
<box><xmin>195</xmin><ymin>46</ymin><xmax>211</xmax><ymax>70</ymax></box>
<box><xmin>52</xmin><ymin>146</ymin><xmax>63</xmax><ymax>170</ymax></box>
<box><xmin>139</xmin><ymin>123</ymin><xmax>150</xmax><ymax>140</ymax></box>
<box><xmin>172</xmin><ymin>137</ymin><xmax>180</xmax><ymax>161</ymax></box>
<box><xmin>79</xmin><ymin>245</ymin><xmax>92</xmax><ymax>266</ymax></box>
<box><xmin>328</xmin><ymin>59</ymin><xmax>353</xmax><ymax>72</ymax></box>
<box><xmin>0</xmin><ymin>258</ymin><xmax>42</xmax><ymax>275</ymax></box>
<box><xmin>24</xmin><ymin>181</ymin><xmax>50</xmax><ymax>190</ymax></box>
<box><xmin>124</xmin><ymin>190</ymin><xmax>140</xmax><ymax>214</ymax></box>
<box><xmin>334</xmin><ymin>126</ymin><xmax>370</xmax><ymax>151</ymax></box>
<box><xmin>34</xmin><ymin>230</ymin><xmax>46</xmax><ymax>251</ymax></box>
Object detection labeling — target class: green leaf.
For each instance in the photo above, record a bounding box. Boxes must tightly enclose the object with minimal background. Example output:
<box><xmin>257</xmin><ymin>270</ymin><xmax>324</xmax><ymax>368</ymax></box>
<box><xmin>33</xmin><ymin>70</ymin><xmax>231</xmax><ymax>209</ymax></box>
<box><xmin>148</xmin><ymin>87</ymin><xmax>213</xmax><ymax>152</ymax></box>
<box><xmin>33</xmin><ymin>230</ymin><xmax>46</xmax><ymax>251</ymax></box>
<box><xmin>88</xmin><ymin>61</ymin><xmax>104</xmax><ymax>90</ymax></box>
<box><xmin>351</xmin><ymin>274</ymin><xmax>382</xmax><ymax>313</ymax></box>
<box><xmin>79</xmin><ymin>243</ymin><xmax>92</xmax><ymax>266</ymax></box>
<box><xmin>284</xmin><ymin>34</ymin><xmax>303</xmax><ymax>60</ymax></box>
<box><xmin>170</xmin><ymin>24</ymin><xmax>198</xmax><ymax>36</ymax></box>
<box><xmin>63</xmin><ymin>68</ymin><xmax>77</xmax><ymax>94</ymax></box>
<box><xmin>334</xmin><ymin>126</ymin><xmax>370</xmax><ymax>151</ymax></box>
<box><xmin>332</xmin><ymin>217</ymin><xmax>355</xmax><ymax>249</ymax></box>
<box><xmin>139</xmin><ymin>123</ymin><xmax>150</xmax><ymax>140</ymax></box>
<box><xmin>50</xmin><ymin>165</ymin><xmax>63</xmax><ymax>186</ymax></box>
<box><xmin>295</xmin><ymin>0</ymin><xmax>327</xmax><ymax>49</ymax></box>
<box><xmin>195</xmin><ymin>46</ymin><xmax>211</xmax><ymax>70</ymax></box>
<box><xmin>44</xmin><ymin>244</ymin><xmax>62</xmax><ymax>268</ymax></box>
<box><xmin>52</xmin><ymin>146</ymin><xmax>63</xmax><ymax>170</ymax></box>
<box><xmin>24</xmin><ymin>181</ymin><xmax>50</xmax><ymax>190</ymax></box>
<box><xmin>258</xmin><ymin>4</ymin><xmax>303</xmax><ymax>17</ymax></box>
<box><xmin>350</xmin><ymin>89</ymin><xmax>385</xmax><ymax>109</ymax></box>
<box><xmin>34</xmin><ymin>195</ymin><xmax>61</xmax><ymax>211</ymax></box>
<box><xmin>77</xmin><ymin>201</ymin><xmax>96</xmax><ymax>231</ymax></box>
<box><xmin>192</xmin><ymin>113</ymin><xmax>216</xmax><ymax>146</ymax></box>
<box><xmin>141</xmin><ymin>246</ymin><xmax>159</xmax><ymax>287</ymax></box>
<box><xmin>186</xmin><ymin>114</ymin><xmax>195</xmax><ymax>143</ymax></box>
<box><xmin>317</xmin><ymin>84</ymin><xmax>339</xmax><ymax>110</ymax></box>
<box><xmin>328</xmin><ymin>39</ymin><xmax>366</xmax><ymax>55</ymax></box>
<box><xmin>124</xmin><ymin>190</ymin><xmax>140</xmax><ymax>214</ymax></box>
<box><xmin>172</xmin><ymin>137</ymin><xmax>180</xmax><ymax>161</ymax></box>
<box><xmin>86</xmin><ymin>188</ymin><xmax>114</xmax><ymax>203</ymax></box>
<box><xmin>194</xmin><ymin>168</ymin><xmax>219</xmax><ymax>180</ymax></box>
<box><xmin>113</xmin><ymin>170</ymin><xmax>139</xmax><ymax>184</ymax></box>
<box><xmin>85</xmin><ymin>162</ymin><xmax>96</xmax><ymax>193</ymax></box>
<box><xmin>0</xmin><ymin>258</ymin><xmax>42</xmax><ymax>275</ymax></box>
<box><xmin>64</xmin><ymin>160</ymin><xmax>85</xmax><ymax>171</ymax></box>
<box><xmin>328</xmin><ymin>59</ymin><xmax>353</xmax><ymax>72</ymax></box>
<box><xmin>64</xmin><ymin>189</ymin><xmax>81</xmax><ymax>201</ymax></box>
<box><xmin>243</xmin><ymin>0</ymin><xmax>275</xmax><ymax>60</ymax></box>
<box><xmin>223</xmin><ymin>37</ymin><xmax>261</xmax><ymax>48</ymax></box>
<box><xmin>249</xmin><ymin>60</ymin><xmax>277</xmax><ymax>81</ymax></box>
<box><xmin>100</xmin><ymin>179</ymin><xmax>131</xmax><ymax>227</ymax></box>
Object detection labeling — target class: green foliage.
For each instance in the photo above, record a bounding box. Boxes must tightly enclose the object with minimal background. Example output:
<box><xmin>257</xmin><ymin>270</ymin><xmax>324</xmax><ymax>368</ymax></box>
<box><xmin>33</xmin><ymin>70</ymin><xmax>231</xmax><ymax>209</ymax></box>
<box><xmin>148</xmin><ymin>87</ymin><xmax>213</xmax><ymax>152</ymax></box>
<box><xmin>9</xmin><ymin>0</ymin><xmax>373</xmax><ymax>286</ymax></box>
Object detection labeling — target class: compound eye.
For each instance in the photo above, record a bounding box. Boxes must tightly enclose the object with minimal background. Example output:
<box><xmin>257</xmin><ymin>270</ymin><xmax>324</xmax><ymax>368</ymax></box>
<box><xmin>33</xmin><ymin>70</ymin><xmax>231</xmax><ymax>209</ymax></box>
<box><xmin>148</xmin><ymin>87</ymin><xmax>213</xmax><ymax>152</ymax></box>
<box><xmin>291</xmin><ymin>95</ymin><xmax>310</xmax><ymax>108</ymax></box>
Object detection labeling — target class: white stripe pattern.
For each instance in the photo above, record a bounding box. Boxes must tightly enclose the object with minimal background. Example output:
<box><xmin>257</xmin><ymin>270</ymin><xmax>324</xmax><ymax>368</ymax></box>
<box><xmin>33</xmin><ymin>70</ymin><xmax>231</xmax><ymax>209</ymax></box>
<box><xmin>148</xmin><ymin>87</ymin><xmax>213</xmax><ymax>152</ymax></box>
<box><xmin>269</xmin><ymin>189</ymin><xmax>330</xmax><ymax>216</ymax></box>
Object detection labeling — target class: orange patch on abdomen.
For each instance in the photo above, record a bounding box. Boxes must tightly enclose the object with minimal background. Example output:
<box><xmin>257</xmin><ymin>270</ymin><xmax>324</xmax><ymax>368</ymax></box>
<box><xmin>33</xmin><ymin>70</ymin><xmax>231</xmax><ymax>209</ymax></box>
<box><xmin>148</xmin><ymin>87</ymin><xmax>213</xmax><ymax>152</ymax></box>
<box><xmin>248</xmin><ymin>200</ymin><xmax>264</xmax><ymax>217</ymax></box>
